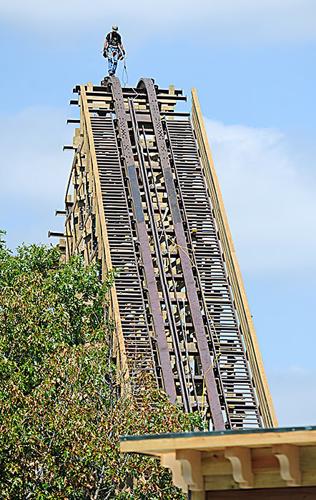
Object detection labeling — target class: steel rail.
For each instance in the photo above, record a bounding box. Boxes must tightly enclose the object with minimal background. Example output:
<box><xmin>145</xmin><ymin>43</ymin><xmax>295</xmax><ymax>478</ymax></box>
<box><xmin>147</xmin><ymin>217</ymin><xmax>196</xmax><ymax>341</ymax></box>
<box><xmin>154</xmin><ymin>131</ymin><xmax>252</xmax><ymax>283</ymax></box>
<box><xmin>139</xmin><ymin>78</ymin><xmax>225</xmax><ymax>430</ymax></box>
<box><xmin>166</xmin><ymin>119</ymin><xmax>262</xmax><ymax>428</ymax></box>
<box><xmin>128</xmin><ymin>98</ymin><xmax>192</xmax><ymax>411</ymax></box>
<box><xmin>139</xmin><ymin>122</ymin><xmax>200</xmax><ymax>408</ymax></box>
<box><xmin>108</xmin><ymin>76</ymin><xmax>177</xmax><ymax>402</ymax></box>
<box><xmin>140</xmin><ymin>122</ymin><xmax>200</xmax><ymax>408</ymax></box>
<box><xmin>164</xmin><ymin>121</ymin><xmax>232</xmax><ymax>428</ymax></box>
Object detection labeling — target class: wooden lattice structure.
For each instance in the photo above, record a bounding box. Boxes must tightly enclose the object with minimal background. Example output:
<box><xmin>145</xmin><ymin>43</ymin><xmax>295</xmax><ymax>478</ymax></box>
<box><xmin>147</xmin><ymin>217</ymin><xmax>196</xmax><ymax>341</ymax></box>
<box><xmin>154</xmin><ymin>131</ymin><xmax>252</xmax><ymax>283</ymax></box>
<box><xmin>60</xmin><ymin>77</ymin><xmax>277</xmax><ymax>430</ymax></box>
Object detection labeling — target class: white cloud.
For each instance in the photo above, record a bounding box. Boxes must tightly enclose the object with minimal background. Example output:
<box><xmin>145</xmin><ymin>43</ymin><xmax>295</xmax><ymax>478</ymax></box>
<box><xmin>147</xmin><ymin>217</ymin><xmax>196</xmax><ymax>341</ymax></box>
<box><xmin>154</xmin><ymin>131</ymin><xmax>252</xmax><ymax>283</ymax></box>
<box><xmin>205</xmin><ymin>118</ymin><xmax>316</xmax><ymax>275</ymax></box>
<box><xmin>0</xmin><ymin>0</ymin><xmax>315</xmax><ymax>44</ymax></box>
<box><xmin>1</xmin><ymin>107</ymin><xmax>70</xmax><ymax>203</ymax></box>
<box><xmin>0</xmin><ymin>107</ymin><xmax>71</xmax><ymax>249</ymax></box>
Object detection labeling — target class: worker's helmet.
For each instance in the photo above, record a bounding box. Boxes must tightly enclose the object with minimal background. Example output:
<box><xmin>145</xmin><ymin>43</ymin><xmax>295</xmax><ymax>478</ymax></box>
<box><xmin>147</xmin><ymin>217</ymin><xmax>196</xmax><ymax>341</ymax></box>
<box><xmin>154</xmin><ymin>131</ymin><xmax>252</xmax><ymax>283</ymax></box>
<box><xmin>112</xmin><ymin>25</ymin><xmax>118</xmax><ymax>31</ymax></box>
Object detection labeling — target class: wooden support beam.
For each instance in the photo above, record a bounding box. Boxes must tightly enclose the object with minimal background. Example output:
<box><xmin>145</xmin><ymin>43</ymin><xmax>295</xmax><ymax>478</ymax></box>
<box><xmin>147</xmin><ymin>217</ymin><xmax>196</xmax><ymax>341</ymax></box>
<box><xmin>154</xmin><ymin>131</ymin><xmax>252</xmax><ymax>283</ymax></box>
<box><xmin>80</xmin><ymin>86</ymin><xmax>129</xmax><ymax>387</ymax></box>
<box><xmin>225</xmin><ymin>447</ymin><xmax>254</xmax><ymax>488</ymax></box>
<box><xmin>67</xmin><ymin>119</ymin><xmax>80</xmax><ymax>124</ymax></box>
<box><xmin>273</xmin><ymin>445</ymin><xmax>301</xmax><ymax>486</ymax></box>
<box><xmin>206</xmin><ymin>487</ymin><xmax>316</xmax><ymax>499</ymax></box>
<box><xmin>192</xmin><ymin>492</ymin><xmax>205</xmax><ymax>500</ymax></box>
<box><xmin>160</xmin><ymin>451</ymin><xmax>203</xmax><ymax>492</ymax></box>
<box><xmin>48</xmin><ymin>231</ymin><xmax>66</xmax><ymax>238</ymax></box>
<box><xmin>176</xmin><ymin>450</ymin><xmax>203</xmax><ymax>491</ymax></box>
<box><xmin>161</xmin><ymin>453</ymin><xmax>187</xmax><ymax>492</ymax></box>
<box><xmin>191</xmin><ymin>87</ymin><xmax>277</xmax><ymax>428</ymax></box>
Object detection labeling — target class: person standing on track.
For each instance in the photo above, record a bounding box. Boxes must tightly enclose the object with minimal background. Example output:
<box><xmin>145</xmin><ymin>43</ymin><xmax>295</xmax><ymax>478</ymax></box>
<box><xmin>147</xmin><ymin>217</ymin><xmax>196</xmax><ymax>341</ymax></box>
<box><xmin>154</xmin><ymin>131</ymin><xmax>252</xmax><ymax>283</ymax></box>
<box><xmin>103</xmin><ymin>25</ymin><xmax>126</xmax><ymax>76</ymax></box>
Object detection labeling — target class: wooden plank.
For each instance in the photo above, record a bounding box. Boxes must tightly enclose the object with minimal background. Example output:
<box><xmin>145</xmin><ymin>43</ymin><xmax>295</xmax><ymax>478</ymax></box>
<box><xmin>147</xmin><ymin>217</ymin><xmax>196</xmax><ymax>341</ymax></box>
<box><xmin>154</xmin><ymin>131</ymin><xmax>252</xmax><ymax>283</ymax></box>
<box><xmin>191</xmin><ymin>87</ymin><xmax>277</xmax><ymax>428</ymax></box>
<box><xmin>80</xmin><ymin>86</ymin><xmax>129</xmax><ymax>384</ymax></box>
<box><xmin>192</xmin><ymin>492</ymin><xmax>205</xmax><ymax>500</ymax></box>
<box><xmin>206</xmin><ymin>486</ymin><xmax>316</xmax><ymax>499</ymax></box>
<box><xmin>120</xmin><ymin>430</ymin><xmax>316</xmax><ymax>454</ymax></box>
<box><xmin>301</xmin><ymin>446</ymin><xmax>316</xmax><ymax>470</ymax></box>
<box><xmin>202</xmin><ymin>452</ymin><xmax>231</xmax><ymax>476</ymax></box>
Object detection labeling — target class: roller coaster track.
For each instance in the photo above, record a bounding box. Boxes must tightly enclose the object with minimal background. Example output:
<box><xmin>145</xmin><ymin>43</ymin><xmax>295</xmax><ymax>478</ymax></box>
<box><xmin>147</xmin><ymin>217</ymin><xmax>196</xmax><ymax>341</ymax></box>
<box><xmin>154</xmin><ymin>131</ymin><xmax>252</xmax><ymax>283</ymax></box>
<box><xmin>62</xmin><ymin>76</ymin><xmax>277</xmax><ymax>430</ymax></box>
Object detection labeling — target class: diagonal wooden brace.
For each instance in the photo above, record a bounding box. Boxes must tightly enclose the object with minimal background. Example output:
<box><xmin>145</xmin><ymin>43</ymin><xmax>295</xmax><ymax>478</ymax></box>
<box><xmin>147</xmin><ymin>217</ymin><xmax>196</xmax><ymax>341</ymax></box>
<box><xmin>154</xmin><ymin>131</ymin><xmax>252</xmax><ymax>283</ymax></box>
<box><xmin>225</xmin><ymin>446</ymin><xmax>254</xmax><ymax>488</ymax></box>
<box><xmin>272</xmin><ymin>444</ymin><xmax>301</xmax><ymax>486</ymax></box>
<box><xmin>160</xmin><ymin>450</ymin><xmax>203</xmax><ymax>492</ymax></box>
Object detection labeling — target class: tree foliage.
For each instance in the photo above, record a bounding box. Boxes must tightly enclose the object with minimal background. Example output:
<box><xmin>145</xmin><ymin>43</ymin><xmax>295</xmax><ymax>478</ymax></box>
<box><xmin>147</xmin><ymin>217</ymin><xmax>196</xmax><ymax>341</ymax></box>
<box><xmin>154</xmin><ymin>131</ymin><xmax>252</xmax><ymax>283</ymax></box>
<box><xmin>0</xmin><ymin>234</ymin><xmax>201</xmax><ymax>499</ymax></box>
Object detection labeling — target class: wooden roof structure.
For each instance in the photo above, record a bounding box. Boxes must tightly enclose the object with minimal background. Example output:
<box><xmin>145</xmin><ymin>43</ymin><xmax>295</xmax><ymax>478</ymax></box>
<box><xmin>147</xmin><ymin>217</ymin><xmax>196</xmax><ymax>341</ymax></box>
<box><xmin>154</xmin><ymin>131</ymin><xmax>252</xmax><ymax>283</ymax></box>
<box><xmin>120</xmin><ymin>425</ymin><xmax>316</xmax><ymax>499</ymax></box>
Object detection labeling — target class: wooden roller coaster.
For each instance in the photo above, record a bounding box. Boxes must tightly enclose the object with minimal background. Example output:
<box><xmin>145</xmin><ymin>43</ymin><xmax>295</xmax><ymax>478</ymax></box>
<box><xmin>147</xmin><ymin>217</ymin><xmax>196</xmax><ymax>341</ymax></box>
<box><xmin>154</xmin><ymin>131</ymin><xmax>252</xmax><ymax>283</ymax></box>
<box><xmin>59</xmin><ymin>76</ymin><xmax>277</xmax><ymax>430</ymax></box>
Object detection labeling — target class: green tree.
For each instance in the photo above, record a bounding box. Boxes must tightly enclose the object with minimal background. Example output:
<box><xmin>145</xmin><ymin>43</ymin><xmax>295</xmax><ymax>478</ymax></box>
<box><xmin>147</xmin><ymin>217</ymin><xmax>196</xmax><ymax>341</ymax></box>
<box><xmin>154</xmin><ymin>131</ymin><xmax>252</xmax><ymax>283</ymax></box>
<box><xmin>0</xmin><ymin>235</ymin><xmax>201</xmax><ymax>499</ymax></box>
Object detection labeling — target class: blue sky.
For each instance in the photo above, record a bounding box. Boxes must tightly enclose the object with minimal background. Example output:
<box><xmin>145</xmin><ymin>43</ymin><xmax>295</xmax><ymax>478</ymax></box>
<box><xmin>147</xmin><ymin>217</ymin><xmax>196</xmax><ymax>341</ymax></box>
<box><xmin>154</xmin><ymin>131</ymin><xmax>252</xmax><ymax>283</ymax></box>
<box><xmin>1</xmin><ymin>0</ymin><xmax>316</xmax><ymax>426</ymax></box>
